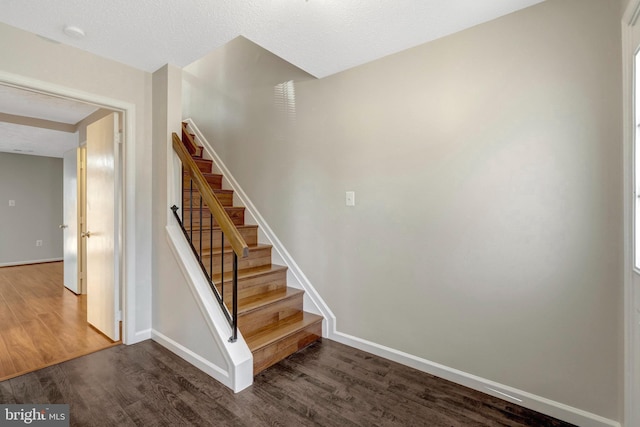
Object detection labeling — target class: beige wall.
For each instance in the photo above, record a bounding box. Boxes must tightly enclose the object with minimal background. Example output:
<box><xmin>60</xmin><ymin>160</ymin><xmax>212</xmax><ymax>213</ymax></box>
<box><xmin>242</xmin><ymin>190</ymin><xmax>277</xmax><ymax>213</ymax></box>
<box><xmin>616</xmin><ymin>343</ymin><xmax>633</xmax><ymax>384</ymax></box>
<box><xmin>0</xmin><ymin>153</ymin><xmax>63</xmax><ymax>264</ymax></box>
<box><xmin>0</xmin><ymin>22</ymin><xmax>153</xmax><ymax>339</ymax></box>
<box><xmin>183</xmin><ymin>0</ymin><xmax>623</xmax><ymax>420</ymax></box>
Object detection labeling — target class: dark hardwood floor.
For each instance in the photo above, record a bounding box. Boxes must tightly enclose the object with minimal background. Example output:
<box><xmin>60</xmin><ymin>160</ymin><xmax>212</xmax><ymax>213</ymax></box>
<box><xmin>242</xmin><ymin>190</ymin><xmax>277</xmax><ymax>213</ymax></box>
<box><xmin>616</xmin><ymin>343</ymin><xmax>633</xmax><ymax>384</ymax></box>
<box><xmin>0</xmin><ymin>338</ymin><xmax>574</xmax><ymax>426</ymax></box>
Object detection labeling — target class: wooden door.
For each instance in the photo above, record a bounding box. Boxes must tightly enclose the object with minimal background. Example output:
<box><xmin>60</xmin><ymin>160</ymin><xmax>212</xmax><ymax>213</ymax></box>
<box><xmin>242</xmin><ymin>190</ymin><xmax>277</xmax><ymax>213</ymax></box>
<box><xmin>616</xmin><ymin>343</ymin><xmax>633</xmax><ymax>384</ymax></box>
<box><xmin>85</xmin><ymin>112</ymin><xmax>120</xmax><ymax>341</ymax></box>
<box><xmin>62</xmin><ymin>147</ymin><xmax>80</xmax><ymax>294</ymax></box>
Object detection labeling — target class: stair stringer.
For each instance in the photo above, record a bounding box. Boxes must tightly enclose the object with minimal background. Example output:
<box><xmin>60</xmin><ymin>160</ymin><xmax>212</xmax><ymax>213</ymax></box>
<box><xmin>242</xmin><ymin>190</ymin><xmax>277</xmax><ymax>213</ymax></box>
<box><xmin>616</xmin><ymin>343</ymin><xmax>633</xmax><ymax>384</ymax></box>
<box><xmin>160</xmin><ymin>223</ymin><xmax>253</xmax><ymax>392</ymax></box>
<box><xmin>183</xmin><ymin>118</ymin><xmax>336</xmax><ymax>337</ymax></box>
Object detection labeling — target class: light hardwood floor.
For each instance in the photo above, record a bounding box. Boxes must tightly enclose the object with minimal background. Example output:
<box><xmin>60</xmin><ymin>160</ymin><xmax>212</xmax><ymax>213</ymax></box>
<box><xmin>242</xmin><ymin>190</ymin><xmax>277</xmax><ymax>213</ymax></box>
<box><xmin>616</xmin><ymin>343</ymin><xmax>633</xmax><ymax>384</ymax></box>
<box><xmin>0</xmin><ymin>262</ymin><xmax>119</xmax><ymax>381</ymax></box>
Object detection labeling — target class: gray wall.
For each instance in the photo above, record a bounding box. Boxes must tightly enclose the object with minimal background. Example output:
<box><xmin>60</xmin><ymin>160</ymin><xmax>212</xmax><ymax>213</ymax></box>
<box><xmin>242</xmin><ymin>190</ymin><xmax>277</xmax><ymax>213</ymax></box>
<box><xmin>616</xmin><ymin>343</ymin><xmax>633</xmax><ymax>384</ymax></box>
<box><xmin>0</xmin><ymin>153</ymin><xmax>63</xmax><ymax>265</ymax></box>
<box><xmin>183</xmin><ymin>0</ymin><xmax>623</xmax><ymax>421</ymax></box>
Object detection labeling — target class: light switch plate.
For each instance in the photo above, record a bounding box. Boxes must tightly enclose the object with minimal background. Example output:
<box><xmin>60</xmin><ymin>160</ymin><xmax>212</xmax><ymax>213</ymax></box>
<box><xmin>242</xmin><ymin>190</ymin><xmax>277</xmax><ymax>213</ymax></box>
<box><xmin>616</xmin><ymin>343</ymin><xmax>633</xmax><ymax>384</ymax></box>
<box><xmin>346</xmin><ymin>191</ymin><xmax>355</xmax><ymax>206</ymax></box>
<box><xmin>8</xmin><ymin>200</ymin><xmax>15</xmax><ymax>207</ymax></box>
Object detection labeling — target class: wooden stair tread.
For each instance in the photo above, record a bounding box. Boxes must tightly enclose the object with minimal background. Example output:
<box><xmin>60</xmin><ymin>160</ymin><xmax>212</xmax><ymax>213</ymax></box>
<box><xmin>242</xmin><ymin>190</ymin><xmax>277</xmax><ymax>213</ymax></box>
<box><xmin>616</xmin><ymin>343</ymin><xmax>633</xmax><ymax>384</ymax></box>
<box><xmin>184</xmin><ymin>224</ymin><xmax>258</xmax><ymax>232</ymax></box>
<box><xmin>212</xmin><ymin>264</ymin><xmax>287</xmax><ymax>282</ymax></box>
<box><xmin>238</xmin><ymin>287</ymin><xmax>303</xmax><ymax>315</ymax></box>
<box><xmin>192</xmin><ymin>158</ymin><xmax>212</xmax><ymax>166</ymax></box>
<box><xmin>244</xmin><ymin>312</ymin><xmax>323</xmax><ymax>352</ymax></box>
<box><xmin>189</xmin><ymin>146</ymin><xmax>204</xmax><ymax>157</ymax></box>
<box><xmin>184</xmin><ymin>188</ymin><xmax>233</xmax><ymax>194</ymax></box>
<box><xmin>182</xmin><ymin>205</ymin><xmax>244</xmax><ymax>212</ymax></box>
<box><xmin>183</xmin><ymin>171</ymin><xmax>221</xmax><ymax>178</ymax></box>
<box><xmin>205</xmin><ymin>243</ymin><xmax>271</xmax><ymax>257</ymax></box>
<box><xmin>183</xmin><ymin>188</ymin><xmax>234</xmax><ymax>207</ymax></box>
<box><xmin>192</xmin><ymin>156</ymin><xmax>212</xmax><ymax>162</ymax></box>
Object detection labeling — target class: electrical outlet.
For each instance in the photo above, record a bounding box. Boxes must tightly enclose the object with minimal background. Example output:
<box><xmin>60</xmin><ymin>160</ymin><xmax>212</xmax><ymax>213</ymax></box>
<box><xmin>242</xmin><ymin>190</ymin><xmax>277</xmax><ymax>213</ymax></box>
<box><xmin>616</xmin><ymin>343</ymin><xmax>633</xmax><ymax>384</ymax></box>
<box><xmin>8</xmin><ymin>200</ymin><xmax>15</xmax><ymax>207</ymax></box>
<box><xmin>36</xmin><ymin>240</ymin><xmax>43</xmax><ymax>247</ymax></box>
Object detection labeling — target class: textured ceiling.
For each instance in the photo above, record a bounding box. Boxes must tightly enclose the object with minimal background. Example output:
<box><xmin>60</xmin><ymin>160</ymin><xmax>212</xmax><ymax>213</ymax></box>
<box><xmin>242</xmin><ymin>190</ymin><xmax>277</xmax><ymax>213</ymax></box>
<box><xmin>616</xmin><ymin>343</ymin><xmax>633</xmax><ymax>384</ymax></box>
<box><xmin>0</xmin><ymin>0</ymin><xmax>545</xmax><ymax>78</ymax></box>
<box><xmin>0</xmin><ymin>0</ymin><xmax>546</xmax><ymax>157</ymax></box>
<box><xmin>0</xmin><ymin>85</ymin><xmax>98</xmax><ymax>124</ymax></box>
<box><xmin>0</xmin><ymin>122</ymin><xmax>78</xmax><ymax>158</ymax></box>
<box><xmin>0</xmin><ymin>86</ymin><xmax>98</xmax><ymax>158</ymax></box>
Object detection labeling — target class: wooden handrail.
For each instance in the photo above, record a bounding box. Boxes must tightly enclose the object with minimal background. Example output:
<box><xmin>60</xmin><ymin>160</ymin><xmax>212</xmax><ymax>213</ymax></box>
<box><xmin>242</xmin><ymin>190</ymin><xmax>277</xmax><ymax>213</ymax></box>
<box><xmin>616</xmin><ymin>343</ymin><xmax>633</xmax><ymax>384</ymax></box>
<box><xmin>172</xmin><ymin>132</ymin><xmax>249</xmax><ymax>258</ymax></box>
<box><xmin>181</xmin><ymin>122</ymin><xmax>201</xmax><ymax>157</ymax></box>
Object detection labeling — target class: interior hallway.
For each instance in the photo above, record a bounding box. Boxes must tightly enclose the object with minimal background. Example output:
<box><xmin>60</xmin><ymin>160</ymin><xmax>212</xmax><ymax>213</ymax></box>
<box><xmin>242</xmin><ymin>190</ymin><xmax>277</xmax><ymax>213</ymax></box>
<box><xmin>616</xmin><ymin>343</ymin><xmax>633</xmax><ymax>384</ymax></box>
<box><xmin>0</xmin><ymin>262</ymin><xmax>119</xmax><ymax>381</ymax></box>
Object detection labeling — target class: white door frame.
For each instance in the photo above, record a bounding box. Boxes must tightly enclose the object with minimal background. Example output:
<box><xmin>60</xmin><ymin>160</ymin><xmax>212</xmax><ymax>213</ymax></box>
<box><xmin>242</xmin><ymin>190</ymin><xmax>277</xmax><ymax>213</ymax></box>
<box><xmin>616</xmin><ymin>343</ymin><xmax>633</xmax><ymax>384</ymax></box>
<box><xmin>0</xmin><ymin>71</ymin><xmax>137</xmax><ymax>345</ymax></box>
<box><xmin>623</xmin><ymin>2</ymin><xmax>640</xmax><ymax>426</ymax></box>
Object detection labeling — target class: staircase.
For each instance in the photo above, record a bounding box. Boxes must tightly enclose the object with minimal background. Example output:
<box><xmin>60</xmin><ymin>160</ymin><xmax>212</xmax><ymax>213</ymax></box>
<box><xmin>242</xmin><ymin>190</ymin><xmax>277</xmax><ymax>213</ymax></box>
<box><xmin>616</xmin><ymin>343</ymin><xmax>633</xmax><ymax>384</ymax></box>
<box><xmin>179</xmin><ymin>124</ymin><xmax>322</xmax><ymax>375</ymax></box>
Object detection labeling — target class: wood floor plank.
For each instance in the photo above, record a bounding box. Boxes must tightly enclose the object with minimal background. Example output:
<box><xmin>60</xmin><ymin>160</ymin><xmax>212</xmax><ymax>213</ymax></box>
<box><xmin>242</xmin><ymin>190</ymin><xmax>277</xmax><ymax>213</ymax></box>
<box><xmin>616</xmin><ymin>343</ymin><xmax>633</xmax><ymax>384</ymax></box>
<box><xmin>39</xmin><ymin>363</ymin><xmax>117</xmax><ymax>427</ymax></box>
<box><xmin>0</xmin><ymin>262</ymin><xmax>119</xmax><ymax>381</ymax></box>
<box><xmin>283</xmin><ymin>343</ymin><xmax>493</xmax><ymax>426</ymax></box>
<box><xmin>0</xmin><ymin>339</ymin><xmax>575</xmax><ymax>426</ymax></box>
<box><xmin>35</xmin><ymin>365</ymin><xmax>75</xmax><ymax>404</ymax></box>
<box><xmin>0</xmin><ymin>376</ymin><xmax>17</xmax><ymax>404</ymax></box>
<box><xmin>123</xmin><ymin>400</ymin><xmax>173</xmax><ymax>427</ymax></box>
<box><xmin>88</xmin><ymin>346</ymin><xmax>203</xmax><ymax>426</ymax></box>
<box><xmin>131</xmin><ymin>342</ymin><xmax>245</xmax><ymax>425</ymax></box>
<box><xmin>68</xmin><ymin>346</ymin><xmax>145</xmax><ymax>409</ymax></box>
<box><xmin>0</xmin><ymin>321</ymin><xmax>18</xmax><ymax>377</ymax></box>
<box><xmin>2</xmin><ymin>324</ymin><xmax>45</xmax><ymax>373</ymax></box>
<box><xmin>21</xmin><ymin>318</ymin><xmax>71</xmax><ymax>364</ymax></box>
<box><xmin>8</xmin><ymin>371</ymin><xmax>47</xmax><ymax>404</ymax></box>
<box><xmin>136</xmin><ymin>342</ymin><xmax>266</xmax><ymax>425</ymax></box>
<box><xmin>37</xmin><ymin>311</ymin><xmax>90</xmax><ymax>354</ymax></box>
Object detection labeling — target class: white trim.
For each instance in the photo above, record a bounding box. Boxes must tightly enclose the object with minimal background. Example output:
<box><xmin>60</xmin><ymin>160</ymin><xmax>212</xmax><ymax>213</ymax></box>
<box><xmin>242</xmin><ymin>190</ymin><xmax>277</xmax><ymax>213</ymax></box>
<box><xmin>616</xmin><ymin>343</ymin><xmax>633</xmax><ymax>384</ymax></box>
<box><xmin>165</xmin><ymin>224</ymin><xmax>253</xmax><ymax>392</ymax></box>
<box><xmin>0</xmin><ymin>70</ymin><xmax>138</xmax><ymax>346</ymax></box>
<box><xmin>183</xmin><ymin>118</ymin><xmax>337</xmax><ymax>337</ymax></box>
<box><xmin>623</xmin><ymin>2</ymin><xmax>640</xmax><ymax>426</ymax></box>
<box><xmin>624</xmin><ymin>0</ymin><xmax>640</xmax><ymax>26</ymax></box>
<box><xmin>152</xmin><ymin>329</ymin><xmax>232</xmax><ymax>385</ymax></box>
<box><xmin>330</xmin><ymin>331</ymin><xmax>620</xmax><ymax>427</ymax></box>
<box><xmin>133</xmin><ymin>328</ymin><xmax>152</xmax><ymax>342</ymax></box>
<box><xmin>0</xmin><ymin>258</ymin><xmax>64</xmax><ymax>268</ymax></box>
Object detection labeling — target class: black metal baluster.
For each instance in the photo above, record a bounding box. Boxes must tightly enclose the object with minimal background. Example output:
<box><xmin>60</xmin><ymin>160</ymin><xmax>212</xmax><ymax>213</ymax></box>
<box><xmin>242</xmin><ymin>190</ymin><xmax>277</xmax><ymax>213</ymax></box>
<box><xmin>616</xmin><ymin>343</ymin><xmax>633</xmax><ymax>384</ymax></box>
<box><xmin>199</xmin><ymin>196</ymin><xmax>203</xmax><ymax>264</ymax></box>
<box><xmin>229</xmin><ymin>252</ymin><xmax>238</xmax><ymax>343</ymax></box>
<box><xmin>181</xmin><ymin>167</ymin><xmax>184</xmax><ymax>221</ymax></box>
<box><xmin>209</xmin><ymin>212</ymin><xmax>213</xmax><ymax>281</ymax></box>
<box><xmin>171</xmin><ymin>204</ymin><xmax>236</xmax><ymax>333</ymax></box>
<box><xmin>221</xmin><ymin>231</ymin><xmax>225</xmax><ymax>308</ymax></box>
<box><xmin>189</xmin><ymin>178</ymin><xmax>193</xmax><ymax>242</ymax></box>
<box><xmin>221</xmin><ymin>233</ymin><xmax>225</xmax><ymax>304</ymax></box>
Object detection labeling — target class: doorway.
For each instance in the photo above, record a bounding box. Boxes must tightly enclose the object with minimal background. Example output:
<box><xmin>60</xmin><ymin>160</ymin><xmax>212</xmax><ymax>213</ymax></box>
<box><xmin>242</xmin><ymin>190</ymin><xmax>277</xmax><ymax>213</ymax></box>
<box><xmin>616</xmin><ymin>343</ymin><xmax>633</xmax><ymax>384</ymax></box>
<box><xmin>0</xmin><ymin>87</ymin><xmax>123</xmax><ymax>377</ymax></box>
<box><xmin>0</xmin><ymin>76</ymin><xmax>133</xmax><ymax>359</ymax></box>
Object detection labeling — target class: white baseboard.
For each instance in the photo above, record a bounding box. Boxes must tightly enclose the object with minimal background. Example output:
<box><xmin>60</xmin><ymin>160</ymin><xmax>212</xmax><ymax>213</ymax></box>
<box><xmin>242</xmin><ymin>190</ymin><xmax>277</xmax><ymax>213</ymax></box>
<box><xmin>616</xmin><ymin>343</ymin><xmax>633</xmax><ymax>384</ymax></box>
<box><xmin>0</xmin><ymin>258</ymin><xmax>63</xmax><ymax>267</ymax></box>
<box><xmin>127</xmin><ymin>328</ymin><xmax>152</xmax><ymax>344</ymax></box>
<box><xmin>151</xmin><ymin>329</ymin><xmax>232</xmax><ymax>387</ymax></box>
<box><xmin>329</xmin><ymin>331</ymin><xmax>620</xmax><ymax>427</ymax></box>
